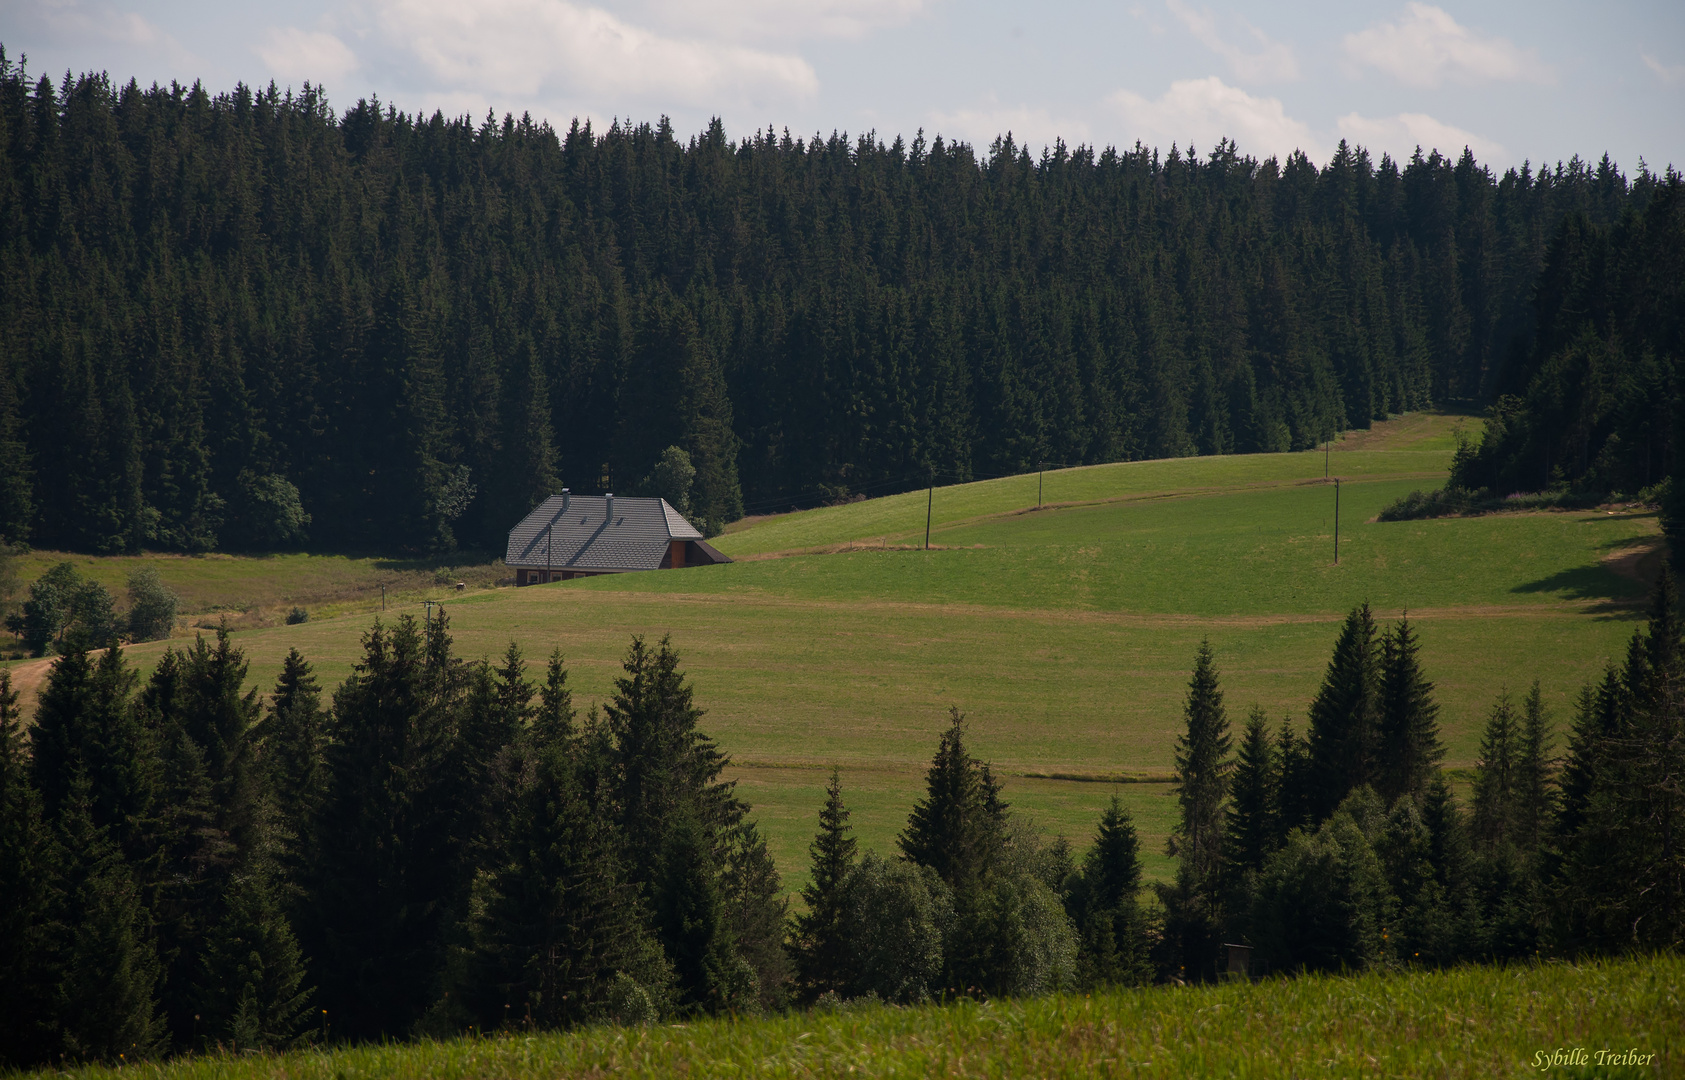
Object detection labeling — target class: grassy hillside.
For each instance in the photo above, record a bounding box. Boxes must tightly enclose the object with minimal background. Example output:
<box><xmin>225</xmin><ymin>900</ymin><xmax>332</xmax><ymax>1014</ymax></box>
<box><xmin>2</xmin><ymin>413</ymin><xmax>1661</xmax><ymax>891</ymax></box>
<box><xmin>33</xmin><ymin>954</ymin><xmax>1681</xmax><ymax>1079</ymax></box>
<box><xmin>7</xmin><ymin>549</ymin><xmax>508</xmax><ymax>633</ymax></box>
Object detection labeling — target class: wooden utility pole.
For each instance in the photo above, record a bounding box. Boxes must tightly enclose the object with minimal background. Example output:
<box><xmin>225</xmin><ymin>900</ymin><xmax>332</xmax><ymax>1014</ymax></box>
<box><xmin>1334</xmin><ymin>478</ymin><xmax>1341</xmax><ymax>565</ymax></box>
<box><xmin>925</xmin><ymin>470</ymin><xmax>933</xmax><ymax>550</ymax></box>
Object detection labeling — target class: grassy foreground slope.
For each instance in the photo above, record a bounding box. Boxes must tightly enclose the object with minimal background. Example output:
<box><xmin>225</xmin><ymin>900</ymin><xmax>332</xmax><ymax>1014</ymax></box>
<box><xmin>37</xmin><ymin>955</ymin><xmax>1682</xmax><ymax>1079</ymax></box>
<box><xmin>2</xmin><ymin>414</ymin><xmax>1662</xmax><ymax>888</ymax></box>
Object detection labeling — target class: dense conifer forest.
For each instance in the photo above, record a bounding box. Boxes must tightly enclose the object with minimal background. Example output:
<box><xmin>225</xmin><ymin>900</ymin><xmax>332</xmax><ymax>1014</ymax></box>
<box><xmin>1</xmin><ymin>49</ymin><xmax>1677</xmax><ymax>554</ymax></box>
<box><xmin>3</xmin><ymin>575</ymin><xmax>1681</xmax><ymax>1065</ymax></box>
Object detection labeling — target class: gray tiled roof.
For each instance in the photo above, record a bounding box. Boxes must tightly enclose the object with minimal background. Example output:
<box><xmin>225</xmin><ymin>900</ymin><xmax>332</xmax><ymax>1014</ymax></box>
<box><xmin>506</xmin><ymin>494</ymin><xmax>711</xmax><ymax>572</ymax></box>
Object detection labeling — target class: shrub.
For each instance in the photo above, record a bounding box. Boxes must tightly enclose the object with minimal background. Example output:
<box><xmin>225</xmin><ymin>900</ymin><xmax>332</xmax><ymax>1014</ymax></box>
<box><xmin>643</xmin><ymin>446</ymin><xmax>696</xmax><ymax>515</ymax></box>
<box><xmin>286</xmin><ymin>606</ymin><xmax>309</xmax><ymax>625</ymax></box>
<box><xmin>606</xmin><ymin>973</ymin><xmax>659</xmax><ymax>1027</ymax></box>
<box><xmin>839</xmin><ymin>853</ymin><xmax>951</xmax><ymax>1004</ymax></box>
<box><xmin>1252</xmin><ymin>796</ymin><xmax>1395</xmax><ymax>974</ymax></box>
<box><xmin>1379</xmin><ymin>485</ymin><xmax>1605</xmax><ymax>522</ymax></box>
<box><xmin>4</xmin><ymin>562</ymin><xmax>119</xmax><ymax>654</ymax></box>
<box><xmin>1378</xmin><ymin>487</ymin><xmax>1478</xmax><ymax>522</ymax></box>
<box><xmin>231</xmin><ymin>470</ymin><xmax>311</xmax><ymax>548</ymax></box>
<box><xmin>968</xmin><ymin>873</ymin><xmax>1080</xmax><ymax>997</ymax></box>
<box><xmin>125</xmin><ymin>567</ymin><xmax>179</xmax><ymax>642</ymax></box>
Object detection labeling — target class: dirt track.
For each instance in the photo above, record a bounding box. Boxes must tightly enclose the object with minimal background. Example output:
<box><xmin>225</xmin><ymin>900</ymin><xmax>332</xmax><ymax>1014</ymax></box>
<box><xmin>3</xmin><ymin>656</ymin><xmax>53</xmax><ymax>719</ymax></box>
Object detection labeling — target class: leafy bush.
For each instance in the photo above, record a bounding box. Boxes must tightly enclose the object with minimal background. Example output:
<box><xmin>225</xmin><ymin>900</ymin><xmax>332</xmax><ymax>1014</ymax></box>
<box><xmin>3</xmin><ymin>561</ymin><xmax>119</xmax><ymax>654</ymax></box>
<box><xmin>1251</xmin><ymin>792</ymin><xmax>1395</xmax><ymax>974</ymax></box>
<box><xmin>963</xmin><ymin>874</ymin><xmax>1079</xmax><ymax>997</ymax></box>
<box><xmin>286</xmin><ymin>606</ymin><xmax>309</xmax><ymax>625</ymax></box>
<box><xmin>643</xmin><ymin>446</ymin><xmax>697</xmax><ymax>515</ymax></box>
<box><xmin>125</xmin><ymin>567</ymin><xmax>179</xmax><ymax>642</ymax></box>
<box><xmin>1379</xmin><ymin>485</ymin><xmax>1604</xmax><ymax>522</ymax></box>
<box><xmin>606</xmin><ymin>973</ymin><xmax>660</xmax><ymax>1027</ymax></box>
<box><xmin>231</xmin><ymin>470</ymin><xmax>311</xmax><ymax>548</ymax></box>
<box><xmin>839</xmin><ymin>853</ymin><xmax>952</xmax><ymax>1004</ymax></box>
<box><xmin>1378</xmin><ymin>487</ymin><xmax>1479</xmax><ymax>521</ymax></box>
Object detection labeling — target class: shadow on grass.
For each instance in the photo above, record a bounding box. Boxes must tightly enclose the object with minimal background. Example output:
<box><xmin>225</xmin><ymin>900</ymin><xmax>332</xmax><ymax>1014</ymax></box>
<box><xmin>1511</xmin><ymin>568</ymin><xmax>1650</xmax><ymax>623</ymax></box>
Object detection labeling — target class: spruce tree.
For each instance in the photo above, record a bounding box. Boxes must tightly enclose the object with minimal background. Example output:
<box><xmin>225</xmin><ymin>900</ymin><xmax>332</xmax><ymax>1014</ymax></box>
<box><xmin>533</xmin><ymin>648</ymin><xmax>576</xmax><ymax>750</ymax></box>
<box><xmin>1275</xmin><ymin>716</ymin><xmax>1312</xmax><ymax>840</ymax></box>
<box><xmin>1557</xmin><ymin>671</ymin><xmax>1618</xmax><ymax>842</ymax></box>
<box><xmin>1513</xmin><ymin>681</ymin><xmax>1555</xmax><ymax>854</ymax></box>
<box><xmin>1377</xmin><ymin>616</ymin><xmax>1443</xmax><ymax>804</ymax></box>
<box><xmin>142</xmin><ymin>630</ymin><xmax>269</xmax><ymax>1046</ymax></box>
<box><xmin>262</xmin><ymin>649</ymin><xmax>326</xmax><ymax>895</ymax></box>
<box><xmin>176</xmin><ymin>628</ymin><xmax>264</xmax><ymax>851</ymax></box>
<box><xmin>151</xmin><ymin>709</ymin><xmax>232</xmax><ymax>1045</ymax></box>
<box><xmin>654</xmin><ymin>813</ymin><xmax>751</xmax><ymax>1014</ymax></box>
<box><xmin>606</xmin><ymin>634</ymin><xmax>733</xmax><ymax>887</ymax></box>
<box><xmin>1067</xmin><ymin>796</ymin><xmax>1148</xmax><ymax>987</ymax></box>
<box><xmin>720</xmin><ymin>818</ymin><xmax>791</xmax><ymax>1010</ymax></box>
<box><xmin>899</xmin><ymin>707</ymin><xmax>1006</xmax><ymax>891</ymax></box>
<box><xmin>1470</xmin><ymin>693</ymin><xmax>1519</xmax><ymax>854</ymax></box>
<box><xmin>43</xmin><ymin>774</ymin><xmax>165</xmax><ymax>1062</ymax></box>
<box><xmin>451</xmin><ymin>649</ymin><xmax>528</xmax><ymax>866</ymax></box>
<box><xmin>1223</xmin><ymin>705</ymin><xmax>1277</xmax><ymax>882</ymax></box>
<box><xmin>1306</xmin><ymin>604</ymin><xmax>1380</xmax><ymax>820</ymax></box>
<box><xmin>1563</xmin><ymin>569</ymin><xmax>1685</xmax><ymax>951</ymax></box>
<box><xmin>194</xmin><ymin>872</ymin><xmax>313</xmax><ymax>1051</ymax></box>
<box><xmin>0</xmin><ymin>670</ymin><xmax>56</xmax><ymax>1067</ymax></box>
<box><xmin>1399</xmin><ymin>774</ymin><xmax>1477</xmax><ymax>965</ymax></box>
<box><xmin>603</xmin><ymin>634</ymin><xmax>785</xmax><ymax>996</ymax></box>
<box><xmin>790</xmin><ymin>769</ymin><xmax>857</xmax><ymax>1000</ymax></box>
<box><xmin>30</xmin><ymin>642</ymin><xmax>155</xmax><ymax>861</ymax></box>
<box><xmin>468</xmin><ymin>738</ymin><xmax>667</xmax><ymax>1030</ymax></box>
<box><xmin>0</xmin><ymin>359</ymin><xmax>33</xmax><ymax>543</ymax></box>
<box><xmin>1168</xmin><ymin>640</ymin><xmax>1231</xmax><ymax>884</ymax></box>
<box><xmin>1158</xmin><ymin>640</ymin><xmax>1231</xmax><ymax>982</ymax></box>
<box><xmin>306</xmin><ymin>616</ymin><xmax>463</xmax><ymax>1039</ymax></box>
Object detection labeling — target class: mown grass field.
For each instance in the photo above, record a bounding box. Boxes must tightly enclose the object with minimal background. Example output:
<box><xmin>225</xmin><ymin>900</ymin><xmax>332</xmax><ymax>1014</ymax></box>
<box><xmin>1</xmin><ymin>413</ymin><xmax>1664</xmax><ymax>891</ymax></box>
<box><xmin>5</xmin><ymin>549</ymin><xmax>510</xmax><ymax>631</ymax></box>
<box><xmin>32</xmin><ymin>955</ymin><xmax>1683</xmax><ymax>1079</ymax></box>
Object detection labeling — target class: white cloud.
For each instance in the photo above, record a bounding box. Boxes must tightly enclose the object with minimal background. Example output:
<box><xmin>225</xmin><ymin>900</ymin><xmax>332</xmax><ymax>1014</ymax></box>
<box><xmin>256</xmin><ymin>28</ymin><xmax>359</xmax><ymax>85</ymax></box>
<box><xmin>1166</xmin><ymin>0</ymin><xmax>1299</xmax><ymax>83</ymax></box>
<box><xmin>641</xmin><ymin>0</ymin><xmax>929</xmax><ymax>42</ymax></box>
<box><xmin>1107</xmin><ymin>76</ymin><xmax>1322</xmax><ymax>162</ymax></box>
<box><xmin>1644</xmin><ymin>54</ymin><xmax>1685</xmax><ymax>87</ymax></box>
<box><xmin>1337</xmin><ymin>110</ymin><xmax>1506</xmax><ymax>164</ymax></box>
<box><xmin>927</xmin><ymin>100</ymin><xmax>1091</xmax><ymax>153</ymax></box>
<box><xmin>1343</xmin><ymin>3</ymin><xmax>1551</xmax><ymax>89</ymax></box>
<box><xmin>375</xmin><ymin>0</ymin><xmax>818</xmax><ymax>108</ymax></box>
<box><xmin>31</xmin><ymin>0</ymin><xmax>198</xmax><ymax>64</ymax></box>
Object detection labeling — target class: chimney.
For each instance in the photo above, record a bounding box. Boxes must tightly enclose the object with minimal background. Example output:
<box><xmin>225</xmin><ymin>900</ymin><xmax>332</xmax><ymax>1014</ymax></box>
<box><xmin>605</xmin><ymin>492</ymin><xmax>614</xmax><ymax>521</ymax></box>
<box><xmin>560</xmin><ymin>487</ymin><xmax>570</xmax><ymax>513</ymax></box>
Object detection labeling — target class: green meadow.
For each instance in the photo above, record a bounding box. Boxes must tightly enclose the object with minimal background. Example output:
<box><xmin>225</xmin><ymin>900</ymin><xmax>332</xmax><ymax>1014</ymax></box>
<box><xmin>2</xmin><ymin>413</ymin><xmax>1662</xmax><ymax>891</ymax></box>
<box><xmin>34</xmin><ymin>954</ymin><xmax>1682</xmax><ymax>1080</ymax></box>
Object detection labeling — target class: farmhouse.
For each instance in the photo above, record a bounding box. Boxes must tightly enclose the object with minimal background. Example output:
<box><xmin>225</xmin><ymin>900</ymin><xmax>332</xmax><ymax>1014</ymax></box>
<box><xmin>506</xmin><ymin>489</ymin><xmax>731</xmax><ymax>585</ymax></box>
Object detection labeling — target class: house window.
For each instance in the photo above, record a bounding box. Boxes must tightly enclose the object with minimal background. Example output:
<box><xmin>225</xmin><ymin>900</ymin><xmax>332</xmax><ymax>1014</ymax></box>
<box><xmin>528</xmin><ymin>571</ymin><xmax>539</xmax><ymax>584</ymax></box>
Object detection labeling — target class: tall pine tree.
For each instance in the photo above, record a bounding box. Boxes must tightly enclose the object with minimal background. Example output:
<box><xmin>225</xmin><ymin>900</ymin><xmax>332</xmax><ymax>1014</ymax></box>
<box><xmin>1377</xmin><ymin>615</ymin><xmax>1443</xmax><ymax>804</ymax></box>
<box><xmin>1306</xmin><ymin>604</ymin><xmax>1381</xmax><ymax>820</ymax></box>
<box><xmin>790</xmin><ymin>769</ymin><xmax>857</xmax><ymax>1001</ymax></box>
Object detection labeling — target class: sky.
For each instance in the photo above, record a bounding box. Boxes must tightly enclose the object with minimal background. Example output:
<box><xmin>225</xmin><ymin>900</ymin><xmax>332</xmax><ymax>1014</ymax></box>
<box><xmin>3</xmin><ymin>0</ymin><xmax>1683</xmax><ymax>172</ymax></box>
